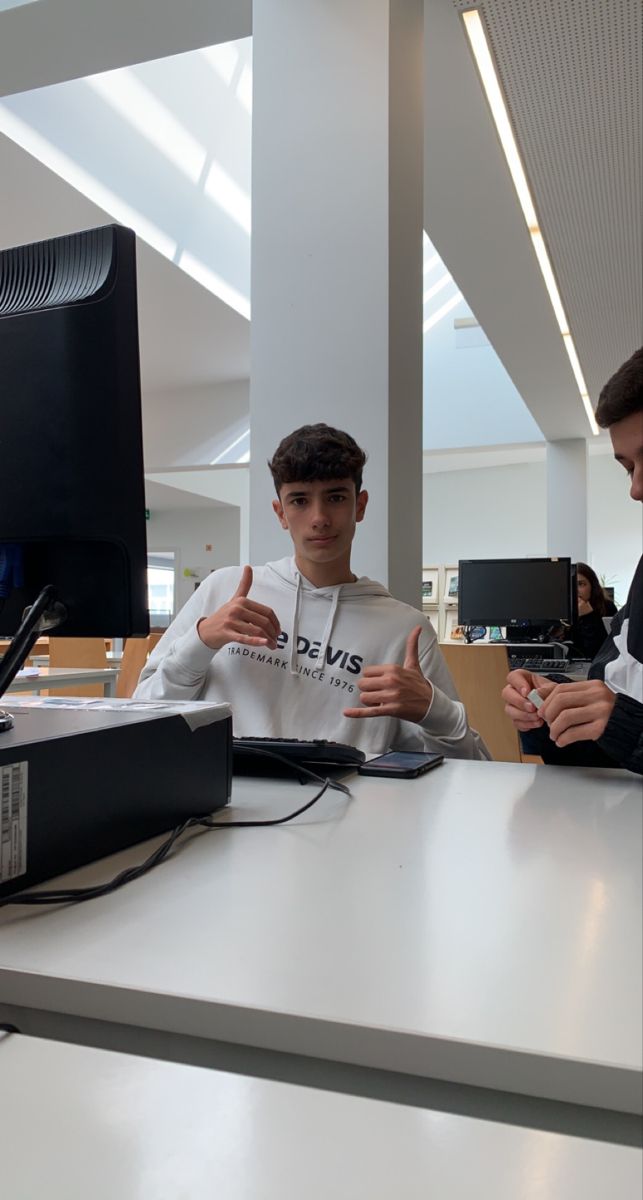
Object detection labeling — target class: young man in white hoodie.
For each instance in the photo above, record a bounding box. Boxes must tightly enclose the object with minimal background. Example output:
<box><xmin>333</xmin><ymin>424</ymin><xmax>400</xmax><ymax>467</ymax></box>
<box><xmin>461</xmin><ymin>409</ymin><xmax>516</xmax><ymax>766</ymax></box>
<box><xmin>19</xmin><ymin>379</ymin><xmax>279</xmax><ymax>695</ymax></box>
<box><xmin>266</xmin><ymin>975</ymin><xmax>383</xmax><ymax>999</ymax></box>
<box><xmin>136</xmin><ymin>424</ymin><xmax>489</xmax><ymax>760</ymax></box>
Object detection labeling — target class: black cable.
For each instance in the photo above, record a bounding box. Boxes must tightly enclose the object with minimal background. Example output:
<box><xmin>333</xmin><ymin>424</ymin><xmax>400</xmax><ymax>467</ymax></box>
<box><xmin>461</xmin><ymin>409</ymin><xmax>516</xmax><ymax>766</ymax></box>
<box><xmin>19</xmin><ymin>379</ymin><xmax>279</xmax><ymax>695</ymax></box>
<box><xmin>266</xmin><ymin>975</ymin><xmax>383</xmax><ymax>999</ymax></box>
<box><xmin>0</xmin><ymin>1023</ymin><xmax>20</xmax><ymax>1034</ymax></box>
<box><xmin>0</xmin><ymin>749</ymin><xmax>352</xmax><ymax>908</ymax></box>
<box><xmin>0</xmin><ymin>818</ymin><xmax>196</xmax><ymax>907</ymax></box>
<box><xmin>198</xmin><ymin>779</ymin><xmax>333</xmax><ymax>829</ymax></box>
<box><xmin>234</xmin><ymin>745</ymin><xmax>352</xmax><ymax>797</ymax></box>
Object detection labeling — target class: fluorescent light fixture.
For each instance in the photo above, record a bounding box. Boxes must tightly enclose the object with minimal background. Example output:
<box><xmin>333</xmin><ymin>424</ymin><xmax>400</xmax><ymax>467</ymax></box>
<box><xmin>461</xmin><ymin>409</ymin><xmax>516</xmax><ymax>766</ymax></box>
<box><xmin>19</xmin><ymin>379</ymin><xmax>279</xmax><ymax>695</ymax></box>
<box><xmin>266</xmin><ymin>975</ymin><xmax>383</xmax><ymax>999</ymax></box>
<box><xmin>423</xmin><ymin>291</ymin><xmax>462</xmax><ymax>333</ymax></box>
<box><xmin>86</xmin><ymin>70</ymin><xmax>207</xmax><ymax>184</ymax></box>
<box><xmin>462</xmin><ymin>8</ymin><xmax>598</xmax><ymax>436</ymax></box>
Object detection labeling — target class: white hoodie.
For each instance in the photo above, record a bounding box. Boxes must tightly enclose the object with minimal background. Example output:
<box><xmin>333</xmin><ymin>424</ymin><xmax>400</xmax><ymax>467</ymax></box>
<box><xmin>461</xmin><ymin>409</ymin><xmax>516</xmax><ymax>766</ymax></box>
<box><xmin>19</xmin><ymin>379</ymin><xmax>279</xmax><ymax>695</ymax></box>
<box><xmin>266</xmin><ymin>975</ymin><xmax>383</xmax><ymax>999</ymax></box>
<box><xmin>135</xmin><ymin>557</ymin><xmax>489</xmax><ymax>760</ymax></box>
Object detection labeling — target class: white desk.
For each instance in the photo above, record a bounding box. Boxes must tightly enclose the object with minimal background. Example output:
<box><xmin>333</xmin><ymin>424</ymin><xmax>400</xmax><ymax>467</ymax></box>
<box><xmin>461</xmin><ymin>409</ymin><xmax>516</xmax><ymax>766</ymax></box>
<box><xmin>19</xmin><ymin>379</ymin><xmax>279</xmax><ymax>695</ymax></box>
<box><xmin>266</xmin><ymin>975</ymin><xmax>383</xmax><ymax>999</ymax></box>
<box><xmin>29</xmin><ymin>652</ymin><xmax>123</xmax><ymax>668</ymax></box>
<box><xmin>0</xmin><ymin>761</ymin><xmax>640</xmax><ymax>1116</ymax></box>
<box><xmin>7</xmin><ymin>666</ymin><xmax>119</xmax><ymax>697</ymax></box>
<box><xmin>0</xmin><ymin>1034</ymin><xmax>639</xmax><ymax>1199</ymax></box>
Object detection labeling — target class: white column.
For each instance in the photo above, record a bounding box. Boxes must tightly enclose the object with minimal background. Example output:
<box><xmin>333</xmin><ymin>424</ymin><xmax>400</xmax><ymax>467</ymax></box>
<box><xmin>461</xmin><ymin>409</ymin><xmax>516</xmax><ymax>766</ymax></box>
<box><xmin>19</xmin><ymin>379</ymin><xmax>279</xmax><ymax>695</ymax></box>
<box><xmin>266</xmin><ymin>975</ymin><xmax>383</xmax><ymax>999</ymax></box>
<box><xmin>546</xmin><ymin>439</ymin><xmax>588</xmax><ymax>561</ymax></box>
<box><xmin>250</xmin><ymin>0</ymin><xmax>423</xmax><ymax>606</ymax></box>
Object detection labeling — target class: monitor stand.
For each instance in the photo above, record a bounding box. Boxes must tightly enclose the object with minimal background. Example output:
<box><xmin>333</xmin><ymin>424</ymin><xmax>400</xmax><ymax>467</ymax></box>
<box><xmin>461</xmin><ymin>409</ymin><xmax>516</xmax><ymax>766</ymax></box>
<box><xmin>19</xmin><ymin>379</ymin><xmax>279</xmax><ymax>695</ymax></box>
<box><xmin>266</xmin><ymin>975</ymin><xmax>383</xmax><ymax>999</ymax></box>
<box><xmin>0</xmin><ymin>584</ymin><xmax>66</xmax><ymax>723</ymax></box>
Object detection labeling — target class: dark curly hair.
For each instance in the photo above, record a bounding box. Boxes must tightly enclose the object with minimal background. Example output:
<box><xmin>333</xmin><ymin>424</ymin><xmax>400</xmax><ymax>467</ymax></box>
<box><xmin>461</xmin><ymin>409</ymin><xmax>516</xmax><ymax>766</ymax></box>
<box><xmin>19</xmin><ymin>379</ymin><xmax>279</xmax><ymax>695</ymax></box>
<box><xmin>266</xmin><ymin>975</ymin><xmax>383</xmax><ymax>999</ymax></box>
<box><xmin>268</xmin><ymin>423</ymin><xmax>367</xmax><ymax>495</ymax></box>
<box><xmin>595</xmin><ymin>346</ymin><xmax>643</xmax><ymax>427</ymax></box>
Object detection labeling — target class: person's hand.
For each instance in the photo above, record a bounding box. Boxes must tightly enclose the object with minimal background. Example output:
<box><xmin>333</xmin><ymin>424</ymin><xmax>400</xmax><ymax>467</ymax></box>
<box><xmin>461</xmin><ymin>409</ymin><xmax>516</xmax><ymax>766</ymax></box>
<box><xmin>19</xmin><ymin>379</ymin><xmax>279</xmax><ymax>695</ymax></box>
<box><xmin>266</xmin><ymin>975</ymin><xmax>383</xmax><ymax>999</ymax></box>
<box><xmin>502</xmin><ymin>669</ymin><xmax>557</xmax><ymax>731</ymax></box>
<box><xmin>538</xmin><ymin>680</ymin><xmax>617</xmax><ymax>747</ymax></box>
<box><xmin>343</xmin><ymin>626</ymin><xmax>433</xmax><ymax>723</ymax></box>
<box><xmin>577</xmin><ymin>599</ymin><xmax>593</xmax><ymax>616</ymax></box>
<box><xmin>196</xmin><ymin>566</ymin><xmax>281</xmax><ymax>651</ymax></box>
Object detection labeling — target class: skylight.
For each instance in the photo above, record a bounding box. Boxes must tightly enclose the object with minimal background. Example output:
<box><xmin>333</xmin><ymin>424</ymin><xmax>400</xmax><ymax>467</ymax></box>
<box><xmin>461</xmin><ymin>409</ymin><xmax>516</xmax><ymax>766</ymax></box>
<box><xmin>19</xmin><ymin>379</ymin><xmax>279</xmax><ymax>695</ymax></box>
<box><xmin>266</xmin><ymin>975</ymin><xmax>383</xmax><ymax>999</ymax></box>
<box><xmin>0</xmin><ymin>38</ymin><xmax>252</xmax><ymax>319</ymax></box>
<box><xmin>0</xmin><ymin>0</ymin><xmax>41</xmax><ymax>11</ymax></box>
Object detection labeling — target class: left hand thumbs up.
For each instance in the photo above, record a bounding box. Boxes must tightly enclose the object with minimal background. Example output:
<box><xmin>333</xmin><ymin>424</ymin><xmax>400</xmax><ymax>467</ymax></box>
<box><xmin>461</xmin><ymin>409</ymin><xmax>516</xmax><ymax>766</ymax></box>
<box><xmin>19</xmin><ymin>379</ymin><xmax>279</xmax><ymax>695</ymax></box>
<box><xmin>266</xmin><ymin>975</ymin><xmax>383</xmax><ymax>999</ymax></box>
<box><xmin>403</xmin><ymin>625</ymin><xmax>423</xmax><ymax>673</ymax></box>
<box><xmin>344</xmin><ymin>624</ymin><xmax>434</xmax><ymax>723</ymax></box>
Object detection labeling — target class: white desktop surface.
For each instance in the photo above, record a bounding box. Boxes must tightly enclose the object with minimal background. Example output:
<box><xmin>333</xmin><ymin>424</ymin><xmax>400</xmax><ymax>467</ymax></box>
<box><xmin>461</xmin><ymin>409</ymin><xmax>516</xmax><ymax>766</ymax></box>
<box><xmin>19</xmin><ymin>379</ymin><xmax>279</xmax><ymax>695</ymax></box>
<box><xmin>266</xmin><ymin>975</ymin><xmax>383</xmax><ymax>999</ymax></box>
<box><xmin>0</xmin><ymin>761</ymin><xmax>640</xmax><ymax>1112</ymax></box>
<box><xmin>0</xmin><ymin>1034</ymin><xmax>640</xmax><ymax>1200</ymax></box>
<box><xmin>7</xmin><ymin>666</ymin><xmax>119</xmax><ymax>695</ymax></box>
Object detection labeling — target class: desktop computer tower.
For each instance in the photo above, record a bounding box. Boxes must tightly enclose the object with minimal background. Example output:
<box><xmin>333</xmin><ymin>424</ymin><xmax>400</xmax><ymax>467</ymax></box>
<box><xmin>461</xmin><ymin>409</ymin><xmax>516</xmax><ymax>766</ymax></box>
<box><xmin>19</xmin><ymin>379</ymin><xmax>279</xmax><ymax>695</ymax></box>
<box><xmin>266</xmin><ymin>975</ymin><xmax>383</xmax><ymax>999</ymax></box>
<box><xmin>0</xmin><ymin>700</ymin><xmax>232</xmax><ymax>898</ymax></box>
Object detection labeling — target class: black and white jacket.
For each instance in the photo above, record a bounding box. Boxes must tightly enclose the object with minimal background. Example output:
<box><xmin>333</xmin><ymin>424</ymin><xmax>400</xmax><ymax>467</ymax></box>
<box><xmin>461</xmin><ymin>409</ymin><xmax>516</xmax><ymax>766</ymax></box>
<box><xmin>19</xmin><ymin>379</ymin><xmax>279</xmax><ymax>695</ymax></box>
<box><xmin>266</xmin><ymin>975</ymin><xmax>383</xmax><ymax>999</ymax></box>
<box><xmin>538</xmin><ymin>555</ymin><xmax>643</xmax><ymax>775</ymax></box>
<box><xmin>589</xmin><ymin>553</ymin><xmax>643</xmax><ymax>773</ymax></box>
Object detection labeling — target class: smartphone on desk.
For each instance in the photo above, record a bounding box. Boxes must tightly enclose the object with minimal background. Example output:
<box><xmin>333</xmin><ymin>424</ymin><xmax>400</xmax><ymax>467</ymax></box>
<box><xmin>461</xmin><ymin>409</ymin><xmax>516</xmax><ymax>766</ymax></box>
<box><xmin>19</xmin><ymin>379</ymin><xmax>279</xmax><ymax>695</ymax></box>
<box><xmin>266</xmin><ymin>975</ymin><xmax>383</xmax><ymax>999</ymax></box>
<box><xmin>358</xmin><ymin>750</ymin><xmax>444</xmax><ymax>779</ymax></box>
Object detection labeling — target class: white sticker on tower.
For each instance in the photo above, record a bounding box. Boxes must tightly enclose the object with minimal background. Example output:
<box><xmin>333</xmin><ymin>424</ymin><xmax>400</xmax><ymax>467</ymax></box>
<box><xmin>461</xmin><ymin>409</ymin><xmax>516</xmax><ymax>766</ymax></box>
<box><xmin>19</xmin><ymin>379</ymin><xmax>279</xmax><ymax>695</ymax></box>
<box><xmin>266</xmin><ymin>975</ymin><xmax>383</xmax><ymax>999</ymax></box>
<box><xmin>0</xmin><ymin>761</ymin><xmax>28</xmax><ymax>883</ymax></box>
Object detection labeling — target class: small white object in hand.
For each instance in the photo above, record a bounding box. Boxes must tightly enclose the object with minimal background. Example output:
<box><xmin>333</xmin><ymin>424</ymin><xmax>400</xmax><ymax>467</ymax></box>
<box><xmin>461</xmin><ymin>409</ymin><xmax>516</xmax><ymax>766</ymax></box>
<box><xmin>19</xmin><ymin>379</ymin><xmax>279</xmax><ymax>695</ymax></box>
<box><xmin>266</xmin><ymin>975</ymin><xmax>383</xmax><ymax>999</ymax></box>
<box><xmin>528</xmin><ymin>688</ymin><xmax>544</xmax><ymax>710</ymax></box>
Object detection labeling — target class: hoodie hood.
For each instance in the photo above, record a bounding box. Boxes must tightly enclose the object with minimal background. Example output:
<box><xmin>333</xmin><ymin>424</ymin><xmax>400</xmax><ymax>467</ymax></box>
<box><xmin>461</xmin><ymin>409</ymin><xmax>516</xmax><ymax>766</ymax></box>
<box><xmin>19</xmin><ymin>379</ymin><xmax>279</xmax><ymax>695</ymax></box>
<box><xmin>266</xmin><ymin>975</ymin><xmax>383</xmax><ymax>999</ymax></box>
<box><xmin>265</xmin><ymin>556</ymin><xmax>391</xmax><ymax>600</ymax></box>
<box><xmin>265</xmin><ymin>557</ymin><xmax>392</xmax><ymax>674</ymax></box>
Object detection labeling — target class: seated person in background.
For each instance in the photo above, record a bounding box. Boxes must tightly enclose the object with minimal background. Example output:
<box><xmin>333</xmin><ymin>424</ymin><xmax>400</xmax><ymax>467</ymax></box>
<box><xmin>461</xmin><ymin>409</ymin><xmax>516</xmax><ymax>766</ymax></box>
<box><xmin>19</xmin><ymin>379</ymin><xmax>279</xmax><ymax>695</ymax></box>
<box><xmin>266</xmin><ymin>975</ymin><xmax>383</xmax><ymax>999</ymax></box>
<box><xmin>554</xmin><ymin>562</ymin><xmax>617</xmax><ymax>660</ymax></box>
<box><xmin>136</xmin><ymin>423</ymin><xmax>489</xmax><ymax>760</ymax></box>
<box><xmin>502</xmin><ymin>348</ymin><xmax>643</xmax><ymax>775</ymax></box>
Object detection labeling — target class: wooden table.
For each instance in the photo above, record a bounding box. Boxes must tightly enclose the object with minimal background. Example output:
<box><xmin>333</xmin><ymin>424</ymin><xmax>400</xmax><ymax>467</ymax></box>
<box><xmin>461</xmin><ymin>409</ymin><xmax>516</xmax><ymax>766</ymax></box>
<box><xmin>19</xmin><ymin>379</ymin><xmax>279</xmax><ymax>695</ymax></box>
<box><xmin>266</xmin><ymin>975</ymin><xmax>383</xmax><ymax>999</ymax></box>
<box><xmin>6</xmin><ymin>666</ymin><xmax>119</xmax><ymax>697</ymax></box>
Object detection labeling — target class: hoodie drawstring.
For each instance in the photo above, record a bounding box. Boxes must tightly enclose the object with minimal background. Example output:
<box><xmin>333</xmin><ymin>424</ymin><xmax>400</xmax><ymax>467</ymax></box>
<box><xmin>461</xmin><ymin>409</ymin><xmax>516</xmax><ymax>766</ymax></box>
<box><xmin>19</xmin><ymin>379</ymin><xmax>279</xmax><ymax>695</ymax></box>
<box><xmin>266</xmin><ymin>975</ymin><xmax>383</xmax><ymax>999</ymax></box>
<box><xmin>317</xmin><ymin>588</ymin><xmax>340</xmax><ymax>672</ymax></box>
<box><xmin>289</xmin><ymin>572</ymin><xmax>303</xmax><ymax>675</ymax></box>
<box><xmin>289</xmin><ymin>574</ymin><xmax>341</xmax><ymax>677</ymax></box>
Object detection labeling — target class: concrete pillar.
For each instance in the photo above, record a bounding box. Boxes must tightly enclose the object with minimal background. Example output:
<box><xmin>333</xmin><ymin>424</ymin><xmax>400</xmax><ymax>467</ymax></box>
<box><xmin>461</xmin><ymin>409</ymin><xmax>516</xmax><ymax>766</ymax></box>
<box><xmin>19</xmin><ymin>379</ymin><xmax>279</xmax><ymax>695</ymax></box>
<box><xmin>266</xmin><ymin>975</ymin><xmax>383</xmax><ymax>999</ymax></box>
<box><xmin>546</xmin><ymin>439</ymin><xmax>588</xmax><ymax>562</ymax></box>
<box><xmin>250</xmin><ymin>0</ymin><xmax>423</xmax><ymax>606</ymax></box>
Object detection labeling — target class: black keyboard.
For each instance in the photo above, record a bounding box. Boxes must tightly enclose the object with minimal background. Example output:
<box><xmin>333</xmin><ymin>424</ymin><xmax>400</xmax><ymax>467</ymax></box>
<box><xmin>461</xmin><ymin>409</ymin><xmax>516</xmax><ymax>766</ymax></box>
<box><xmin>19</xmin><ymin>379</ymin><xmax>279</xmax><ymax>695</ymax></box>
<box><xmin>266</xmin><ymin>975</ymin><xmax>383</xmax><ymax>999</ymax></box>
<box><xmin>509</xmin><ymin>657</ymin><xmax>571</xmax><ymax>672</ymax></box>
<box><xmin>233</xmin><ymin>737</ymin><xmax>365</xmax><ymax>775</ymax></box>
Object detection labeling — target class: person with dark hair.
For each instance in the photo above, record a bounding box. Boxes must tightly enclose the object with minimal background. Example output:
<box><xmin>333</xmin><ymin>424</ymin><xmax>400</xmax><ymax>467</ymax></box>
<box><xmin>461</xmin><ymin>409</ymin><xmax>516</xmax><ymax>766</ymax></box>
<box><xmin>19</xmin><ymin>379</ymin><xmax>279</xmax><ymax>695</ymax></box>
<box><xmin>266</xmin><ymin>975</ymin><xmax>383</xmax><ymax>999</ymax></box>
<box><xmin>554</xmin><ymin>562</ymin><xmax>618</xmax><ymax>660</ymax></box>
<box><xmin>503</xmin><ymin>347</ymin><xmax>643</xmax><ymax>775</ymax></box>
<box><xmin>268</xmin><ymin>423</ymin><xmax>367</xmax><ymax>494</ymax></box>
<box><xmin>137</xmin><ymin>423</ymin><xmax>489</xmax><ymax>760</ymax></box>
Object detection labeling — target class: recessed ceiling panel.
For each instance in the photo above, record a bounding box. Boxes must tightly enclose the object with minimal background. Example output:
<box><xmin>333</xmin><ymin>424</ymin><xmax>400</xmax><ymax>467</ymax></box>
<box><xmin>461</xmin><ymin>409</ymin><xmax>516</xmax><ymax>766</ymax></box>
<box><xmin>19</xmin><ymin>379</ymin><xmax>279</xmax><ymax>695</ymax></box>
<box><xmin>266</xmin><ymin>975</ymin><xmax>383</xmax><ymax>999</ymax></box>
<box><xmin>454</xmin><ymin>0</ymin><xmax>643</xmax><ymax>396</ymax></box>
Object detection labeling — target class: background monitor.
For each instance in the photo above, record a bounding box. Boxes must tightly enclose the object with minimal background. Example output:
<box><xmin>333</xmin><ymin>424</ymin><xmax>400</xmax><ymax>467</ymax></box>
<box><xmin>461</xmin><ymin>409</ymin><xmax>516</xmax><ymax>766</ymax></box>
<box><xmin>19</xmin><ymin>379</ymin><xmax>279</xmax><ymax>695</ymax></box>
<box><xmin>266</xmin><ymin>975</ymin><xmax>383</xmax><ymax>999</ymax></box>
<box><xmin>0</xmin><ymin>224</ymin><xmax>149</xmax><ymax>638</ymax></box>
<box><xmin>458</xmin><ymin>558</ymin><xmax>575</xmax><ymax>631</ymax></box>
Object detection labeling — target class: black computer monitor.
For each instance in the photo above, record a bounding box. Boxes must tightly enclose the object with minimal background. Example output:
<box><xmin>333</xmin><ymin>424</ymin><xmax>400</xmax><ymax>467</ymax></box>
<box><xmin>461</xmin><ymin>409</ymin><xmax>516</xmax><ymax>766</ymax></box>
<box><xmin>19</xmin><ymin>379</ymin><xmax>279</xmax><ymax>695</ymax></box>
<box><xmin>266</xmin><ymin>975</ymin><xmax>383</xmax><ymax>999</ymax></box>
<box><xmin>0</xmin><ymin>224</ymin><xmax>148</xmax><ymax>659</ymax></box>
<box><xmin>458</xmin><ymin>557</ymin><xmax>575</xmax><ymax>639</ymax></box>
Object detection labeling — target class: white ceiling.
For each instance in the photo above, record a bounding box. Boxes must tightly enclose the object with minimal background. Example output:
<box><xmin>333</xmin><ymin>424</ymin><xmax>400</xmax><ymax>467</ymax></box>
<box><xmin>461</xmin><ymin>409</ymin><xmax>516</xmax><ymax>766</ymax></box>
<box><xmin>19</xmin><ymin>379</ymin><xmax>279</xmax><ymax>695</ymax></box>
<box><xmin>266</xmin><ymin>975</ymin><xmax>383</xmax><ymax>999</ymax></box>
<box><xmin>422</xmin><ymin>437</ymin><xmax>614</xmax><ymax>475</ymax></box>
<box><xmin>426</xmin><ymin>0</ymin><xmax>641</xmax><ymax>440</ymax></box>
<box><xmin>453</xmin><ymin>0</ymin><xmax>643</xmax><ymax>409</ymax></box>
<box><xmin>465</xmin><ymin>0</ymin><xmax>642</xmax><ymax>403</ymax></box>
<box><xmin>0</xmin><ymin>0</ymin><xmax>251</xmax><ymax>98</ymax></box>
<box><xmin>144</xmin><ymin>479</ymin><xmax>229</xmax><ymax>512</ymax></box>
<box><xmin>0</xmin><ymin>132</ymin><xmax>250</xmax><ymax>391</ymax></box>
<box><xmin>1</xmin><ymin>0</ymin><xmax>640</xmax><ymax>452</ymax></box>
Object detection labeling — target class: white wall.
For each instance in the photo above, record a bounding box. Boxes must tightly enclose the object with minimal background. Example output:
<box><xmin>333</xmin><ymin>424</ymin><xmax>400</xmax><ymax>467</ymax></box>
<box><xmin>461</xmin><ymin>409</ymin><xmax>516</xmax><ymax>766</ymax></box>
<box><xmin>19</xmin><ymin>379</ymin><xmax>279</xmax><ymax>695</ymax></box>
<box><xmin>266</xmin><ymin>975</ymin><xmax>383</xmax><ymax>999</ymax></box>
<box><xmin>423</xmin><ymin>462</ymin><xmax>546</xmax><ymax>565</ymax></box>
<box><xmin>587</xmin><ymin>454</ymin><xmax>643</xmax><ymax>606</ymax></box>
<box><xmin>145</xmin><ymin>450</ymin><xmax>639</xmax><ymax>614</ymax></box>
<box><xmin>147</xmin><ymin>505</ymin><xmax>240</xmax><ymax>611</ymax></box>
<box><xmin>423</xmin><ymin>457</ymin><xmax>640</xmax><ymax>605</ymax></box>
<box><xmin>143</xmin><ymin>380</ymin><xmax>249</xmax><ymax>468</ymax></box>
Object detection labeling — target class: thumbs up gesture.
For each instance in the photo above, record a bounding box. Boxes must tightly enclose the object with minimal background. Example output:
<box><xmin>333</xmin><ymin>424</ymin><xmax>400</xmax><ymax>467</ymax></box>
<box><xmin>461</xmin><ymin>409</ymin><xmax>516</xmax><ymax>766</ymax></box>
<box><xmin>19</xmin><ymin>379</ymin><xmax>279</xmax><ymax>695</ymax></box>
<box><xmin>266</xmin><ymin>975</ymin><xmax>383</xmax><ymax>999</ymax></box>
<box><xmin>197</xmin><ymin>565</ymin><xmax>281</xmax><ymax>651</ymax></box>
<box><xmin>343</xmin><ymin>625</ymin><xmax>433</xmax><ymax>723</ymax></box>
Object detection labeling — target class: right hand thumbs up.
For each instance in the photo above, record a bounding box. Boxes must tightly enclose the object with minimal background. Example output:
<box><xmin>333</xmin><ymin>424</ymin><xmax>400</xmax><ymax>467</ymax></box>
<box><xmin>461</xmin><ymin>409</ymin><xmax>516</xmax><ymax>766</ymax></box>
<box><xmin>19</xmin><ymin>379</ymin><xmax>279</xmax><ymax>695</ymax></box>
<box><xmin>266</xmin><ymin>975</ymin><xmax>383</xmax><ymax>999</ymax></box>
<box><xmin>197</xmin><ymin>565</ymin><xmax>281</xmax><ymax>652</ymax></box>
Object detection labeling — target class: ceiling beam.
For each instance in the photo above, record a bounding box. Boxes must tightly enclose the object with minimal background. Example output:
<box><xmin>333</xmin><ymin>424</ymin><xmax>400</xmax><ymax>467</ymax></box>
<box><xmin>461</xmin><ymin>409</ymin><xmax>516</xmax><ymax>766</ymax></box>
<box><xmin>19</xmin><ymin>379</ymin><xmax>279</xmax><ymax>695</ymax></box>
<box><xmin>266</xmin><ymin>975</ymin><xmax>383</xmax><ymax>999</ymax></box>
<box><xmin>0</xmin><ymin>0</ymin><xmax>251</xmax><ymax>98</ymax></box>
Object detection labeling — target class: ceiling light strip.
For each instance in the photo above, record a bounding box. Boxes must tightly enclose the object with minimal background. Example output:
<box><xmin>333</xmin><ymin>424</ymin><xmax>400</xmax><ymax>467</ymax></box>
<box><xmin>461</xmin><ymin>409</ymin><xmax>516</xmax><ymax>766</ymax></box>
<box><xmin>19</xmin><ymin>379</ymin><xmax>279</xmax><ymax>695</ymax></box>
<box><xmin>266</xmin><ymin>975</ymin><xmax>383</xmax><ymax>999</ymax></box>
<box><xmin>461</xmin><ymin>8</ymin><xmax>599</xmax><ymax>436</ymax></box>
